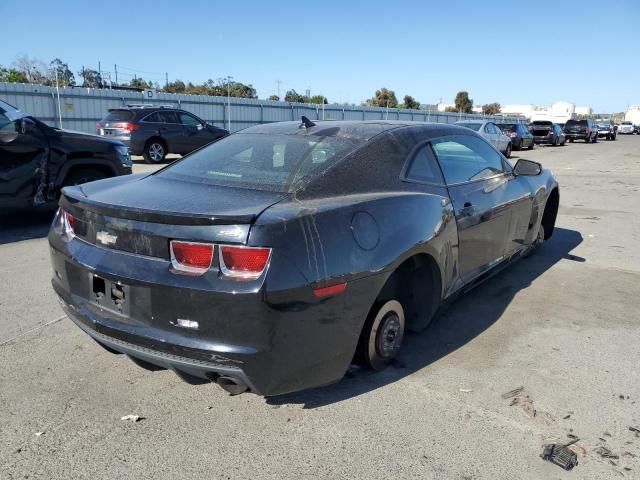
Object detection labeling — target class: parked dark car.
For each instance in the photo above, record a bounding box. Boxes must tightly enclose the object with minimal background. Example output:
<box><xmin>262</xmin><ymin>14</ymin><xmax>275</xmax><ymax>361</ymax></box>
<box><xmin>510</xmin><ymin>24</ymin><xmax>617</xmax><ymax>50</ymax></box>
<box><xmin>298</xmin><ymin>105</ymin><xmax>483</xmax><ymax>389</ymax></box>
<box><xmin>0</xmin><ymin>99</ymin><xmax>131</xmax><ymax>211</ymax></box>
<box><xmin>97</xmin><ymin>106</ymin><xmax>229</xmax><ymax>163</ymax></box>
<box><xmin>497</xmin><ymin>123</ymin><xmax>534</xmax><ymax>150</ymax></box>
<box><xmin>49</xmin><ymin>120</ymin><xmax>559</xmax><ymax>396</ymax></box>
<box><xmin>596</xmin><ymin>119</ymin><xmax>617</xmax><ymax>140</ymax></box>
<box><xmin>563</xmin><ymin>119</ymin><xmax>598</xmax><ymax>143</ymax></box>
<box><xmin>530</xmin><ymin>121</ymin><xmax>566</xmax><ymax>146</ymax></box>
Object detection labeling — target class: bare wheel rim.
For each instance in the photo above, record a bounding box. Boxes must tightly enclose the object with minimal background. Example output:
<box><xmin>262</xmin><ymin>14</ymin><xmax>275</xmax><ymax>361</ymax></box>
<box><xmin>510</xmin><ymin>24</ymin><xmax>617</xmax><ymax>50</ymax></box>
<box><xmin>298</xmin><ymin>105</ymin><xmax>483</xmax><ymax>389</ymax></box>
<box><xmin>149</xmin><ymin>143</ymin><xmax>164</xmax><ymax>162</ymax></box>
<box><xmin>368</xmin><ymin>300</ymin><xmax>405</xmax><ymax>370</ymax></box>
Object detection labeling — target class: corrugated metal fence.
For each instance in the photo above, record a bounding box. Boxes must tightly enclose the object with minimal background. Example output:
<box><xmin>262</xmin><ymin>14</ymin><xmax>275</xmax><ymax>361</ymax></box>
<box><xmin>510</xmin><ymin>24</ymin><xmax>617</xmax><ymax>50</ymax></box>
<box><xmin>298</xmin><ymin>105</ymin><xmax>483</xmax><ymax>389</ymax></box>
<box><xmin>0</xmin><ymin>82</ymin><xmax>522</xmax><ymax>134</ymax></box>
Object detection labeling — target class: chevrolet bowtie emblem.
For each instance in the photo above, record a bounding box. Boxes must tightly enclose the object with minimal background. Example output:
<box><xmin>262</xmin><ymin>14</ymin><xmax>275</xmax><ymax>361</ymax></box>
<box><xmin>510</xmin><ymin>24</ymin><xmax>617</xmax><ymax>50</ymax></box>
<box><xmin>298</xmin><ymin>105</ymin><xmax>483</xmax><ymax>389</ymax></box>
<box><xmin>96</xmin><ymin>231</ymin><xmax>117</xmax><ymax>246</ymax></box>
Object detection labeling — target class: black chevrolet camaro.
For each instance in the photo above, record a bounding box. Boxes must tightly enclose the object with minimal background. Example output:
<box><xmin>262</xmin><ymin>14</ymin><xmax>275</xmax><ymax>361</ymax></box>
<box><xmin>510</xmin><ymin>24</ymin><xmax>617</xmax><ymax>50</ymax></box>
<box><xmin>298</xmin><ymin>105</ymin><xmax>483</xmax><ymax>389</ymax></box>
<box><xmin>49</xmin><ymin>119</ymin><xmax>559</xmax><ymax>396</ymax></box>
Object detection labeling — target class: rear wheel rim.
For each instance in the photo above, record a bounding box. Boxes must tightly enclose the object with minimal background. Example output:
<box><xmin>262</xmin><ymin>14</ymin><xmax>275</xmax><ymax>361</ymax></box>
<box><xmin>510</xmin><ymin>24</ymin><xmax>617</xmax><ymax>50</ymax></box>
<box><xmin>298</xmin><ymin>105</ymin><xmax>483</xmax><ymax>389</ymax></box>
<box><xmin>149</xmin><ymin>143</ymin><xmax>164</xmax><ymax>162</ymax></box>
<box><xmin>367</xmin><ymin>300</ymin><xmax>405</xmax><ymax>370</ymax></box>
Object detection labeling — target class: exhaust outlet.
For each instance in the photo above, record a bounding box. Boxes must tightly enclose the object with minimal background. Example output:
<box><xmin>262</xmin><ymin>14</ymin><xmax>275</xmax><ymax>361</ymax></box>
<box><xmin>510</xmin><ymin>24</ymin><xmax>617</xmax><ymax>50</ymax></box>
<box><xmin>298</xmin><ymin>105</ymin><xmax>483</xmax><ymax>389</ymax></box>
<box><xmin>216</xmin><ymin>376</ymin><xmax>248</xmax><ymax>395</ymax></box>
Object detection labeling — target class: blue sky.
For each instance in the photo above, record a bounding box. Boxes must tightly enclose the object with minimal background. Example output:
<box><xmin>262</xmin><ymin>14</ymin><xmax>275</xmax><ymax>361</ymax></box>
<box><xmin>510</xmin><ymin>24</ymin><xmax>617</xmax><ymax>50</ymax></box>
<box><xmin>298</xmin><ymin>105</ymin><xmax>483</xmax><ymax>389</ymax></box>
<box><xmin>1</xmin><ymin>0</ymin><xmax>638</xmax><ymax>112</ymax></box>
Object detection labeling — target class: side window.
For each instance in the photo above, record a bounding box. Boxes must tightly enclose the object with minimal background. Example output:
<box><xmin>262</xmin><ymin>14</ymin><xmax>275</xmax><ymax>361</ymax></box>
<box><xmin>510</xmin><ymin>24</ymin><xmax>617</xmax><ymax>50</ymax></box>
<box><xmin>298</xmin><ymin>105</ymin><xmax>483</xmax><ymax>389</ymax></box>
<box><xmin>158</xmin><ymin>111</ymin><xmax>178</xmax><ymax>124</ymax></box>
<box><xmin>432</xmin><ymin>135</ymin><xmax>505</xmax><ymax>185</ymax></box>
<box><xmin>179</xmin><ymin>112</ymin><xmax>202</xmax><ymax>126</ymax></box>
<box><xmin>142</xmin><ymin>112</ymin><xmax>160</xmax><ymax>123</ymax></box>
<box><xmin>484</xmin><ymin>123</ymin><xmax>493</xmax><ymax>133</ymax></box>
<box><xmin>404</xmin><ymin>144</ymin><xmax>444</xmax><ymax>184</ymax></box>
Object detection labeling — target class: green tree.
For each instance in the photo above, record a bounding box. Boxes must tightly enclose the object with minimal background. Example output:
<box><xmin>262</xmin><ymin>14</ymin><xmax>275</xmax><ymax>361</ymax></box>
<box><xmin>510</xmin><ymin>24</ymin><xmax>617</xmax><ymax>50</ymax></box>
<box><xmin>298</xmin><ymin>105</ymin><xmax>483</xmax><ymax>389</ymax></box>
<box><xmin>129</xmin><ymin>77</ymin><xmax>153</xmax><ymax>89</ymax></box>
<box><xmin>444</xmin><ymin>106</ymin><xmax>458</xmax><ymax>113</ymax></box>
<box><xmin>366</xmin><ymin>88</ymin><xmax>398</xmax><ymax>108</ymax></box>
<box><xmin>308</xmin><ymin>95</ymin><xmax>328</xmax><ymax>105</ymax></box>
<box><xmin>0</xmin><ymin>66</ymin><xmax>29</xmax><ymax>83</ymax></box>
<box><xmin>79</xmin><ymin>68</ymin><xmax>102</xmax><ymax>88</ymax></box>
<box><xmin>402</xmin><ymin>95</ymin><xmax>420</xmax><ymax>110</ymax></box>
<box><xmin>454</xmin><ymin>91</ymin><xmax>473</xmax><ymax>113</ymax></box>
<box><xmin>482</xmin><ymin>102</ymin><xmax>501</xmax><ymax>115</ymax></box>
<box><xmin>164</xmin><ymin>80</ymin><xmax>186</xmax><ymax>93</ymax></box>
<box><xmin>267</xmin><ymin>94</ymin><xmax>280</xmax><ymax>101</ymax></box>
<box><xmin>48</xmin><ymin>58</ymin><xmax>75</xmax><ymax>86</ymax></box>
<box><xmin>284</xmin><ymin>89</ymin><xmax>306</xmax><ymax>103</ymax></box>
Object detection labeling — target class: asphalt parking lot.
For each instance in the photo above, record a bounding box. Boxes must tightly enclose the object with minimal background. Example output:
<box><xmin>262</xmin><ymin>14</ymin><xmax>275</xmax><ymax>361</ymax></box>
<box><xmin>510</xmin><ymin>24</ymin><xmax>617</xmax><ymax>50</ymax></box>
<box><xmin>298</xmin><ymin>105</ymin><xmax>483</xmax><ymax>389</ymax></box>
<box><xmin>1</xmin><ymin>136</ymin><xmax>639</xmax><ymax>479</ymax></box>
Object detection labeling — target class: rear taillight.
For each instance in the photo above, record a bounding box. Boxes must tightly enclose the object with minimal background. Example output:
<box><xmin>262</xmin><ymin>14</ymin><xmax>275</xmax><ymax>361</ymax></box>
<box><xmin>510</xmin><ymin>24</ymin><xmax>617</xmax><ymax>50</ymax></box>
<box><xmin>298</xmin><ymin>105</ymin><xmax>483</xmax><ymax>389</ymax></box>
<box><xmin>64</xmin><ymin>209</ymin><xmax>75</xmax><ymax>233</ymax></box>
<box><xmin>170</xmin><ymin>241</ymin><xmax>214</xmax><ymax>276</ymax></box>
<box><xmin>54</xmin><ymin>208</ymin><xmax>76</xmax><ymax>240</ymax></box>
<box><xmin>96</xmin><ymin>122</ymin><xmax>102</xmax><ymax>130</ymax></box>
<box><xmin>114</xmin><ymin>122</ymin><xmax>139</xmax><ymax>132</ymax></box>
<box><xmin>219</xmin><ymin>246</ymin><xmax>271</xmax><ymax>281</ymax></box>
<box><xmin>509</xmin><ymin>132</ymin><xmax>517</xmax><ymax>138</ymax></box>
<box><xmin>548</xmin><ymin>130</ymin><xmax>554</xmax><ymax>136</ymax></box>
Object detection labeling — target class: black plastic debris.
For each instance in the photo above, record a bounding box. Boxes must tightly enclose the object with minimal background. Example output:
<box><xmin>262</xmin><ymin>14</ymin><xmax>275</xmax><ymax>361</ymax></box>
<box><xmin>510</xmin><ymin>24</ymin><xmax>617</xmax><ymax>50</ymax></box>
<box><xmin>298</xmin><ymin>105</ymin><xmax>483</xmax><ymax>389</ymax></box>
<box><xmin>541</xmin><ymin>442</ymin><xmax>579</xmax><ymax>470</ymax></box>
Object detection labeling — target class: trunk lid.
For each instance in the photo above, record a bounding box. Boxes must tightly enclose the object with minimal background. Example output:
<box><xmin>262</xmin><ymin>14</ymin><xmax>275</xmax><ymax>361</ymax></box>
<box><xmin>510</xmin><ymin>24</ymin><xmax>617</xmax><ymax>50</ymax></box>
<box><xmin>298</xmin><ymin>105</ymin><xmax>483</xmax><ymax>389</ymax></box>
<box><xmin>60</xmin><ymin>175</ymin><xmax>286</xmax><ymax>258</ymax></box>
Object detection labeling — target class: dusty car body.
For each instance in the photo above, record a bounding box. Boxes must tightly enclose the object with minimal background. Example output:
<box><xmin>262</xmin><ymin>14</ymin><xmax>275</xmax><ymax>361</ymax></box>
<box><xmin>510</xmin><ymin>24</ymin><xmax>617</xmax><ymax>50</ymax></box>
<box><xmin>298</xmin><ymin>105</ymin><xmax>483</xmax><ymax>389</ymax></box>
<box><xmin>49</xmin><ymin>120</ymin><xmax>559</xmax><ymax>396</ymax></box>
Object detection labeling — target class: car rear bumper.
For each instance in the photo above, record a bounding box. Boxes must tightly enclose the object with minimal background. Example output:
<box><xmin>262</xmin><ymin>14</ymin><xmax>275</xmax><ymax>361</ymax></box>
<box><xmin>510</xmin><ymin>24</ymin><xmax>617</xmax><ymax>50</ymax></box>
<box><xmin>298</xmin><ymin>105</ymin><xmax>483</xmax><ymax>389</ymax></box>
<box><xmin>49</xmin><ymin>234</ymin><xmax>377</xmax><ymax>396</ymax></box>
<box><xmin>533</xmin><ymin>136</ymin><xmax>554</xmax><ymax>144</ymax></box>
<box><xmin>564</xmin><ymin>133</ymin><xmax>588</xmax><ymax>140</ymax></box>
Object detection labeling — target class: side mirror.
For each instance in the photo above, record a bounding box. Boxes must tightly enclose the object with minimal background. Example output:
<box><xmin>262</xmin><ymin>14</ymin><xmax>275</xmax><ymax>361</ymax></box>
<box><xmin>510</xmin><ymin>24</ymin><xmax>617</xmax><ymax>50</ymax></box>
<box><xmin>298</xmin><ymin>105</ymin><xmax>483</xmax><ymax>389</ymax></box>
<box><xmin>513</xmin><ymin>159</ymin><xmax>542</xmax><ymax>176</ymax></box>
<box><xmin>0</xmin><ymin>120</ymin><xmax>20</xmax><ymax>143</ymax></box>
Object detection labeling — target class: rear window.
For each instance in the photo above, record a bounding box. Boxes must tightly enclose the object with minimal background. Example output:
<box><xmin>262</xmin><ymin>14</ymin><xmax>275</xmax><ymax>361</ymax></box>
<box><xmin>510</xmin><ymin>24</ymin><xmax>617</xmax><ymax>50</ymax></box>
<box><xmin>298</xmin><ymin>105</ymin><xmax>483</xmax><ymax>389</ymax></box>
<box><xmin>102</xmin><ymin>110</ymin><xmax>134</xmax><ymax>122</ymax></box>
<box><xmin>457</xmin><ymin>123</ymin><xmax>482</xmax><ymax>131</ymax></box>
<box><xmin>622</xmin><ymin>121</ymin><xmax>632</xmax><ymax>125</ymax></box>
<box><xmin>157</xmin><ymin>133</ymin><xmax>364</xmax><ymax>193</ymax></box>
<box><xmin>498</xmin><ymin>124</ymin><xmax>516</xmax><ymax>133</ymax></box>
<box><xmin>565</xmin><ymin>120</ymin><xmax>587</xmax><ymax>127</ymax></box>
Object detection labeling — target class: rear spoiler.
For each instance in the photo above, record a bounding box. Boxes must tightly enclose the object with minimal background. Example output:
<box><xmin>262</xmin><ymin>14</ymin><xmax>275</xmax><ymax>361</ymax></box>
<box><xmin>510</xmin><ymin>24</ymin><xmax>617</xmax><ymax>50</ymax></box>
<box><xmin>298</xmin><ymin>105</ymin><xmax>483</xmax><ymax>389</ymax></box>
<box><xmin>60</xmin><ymin>188</ymin><xmax>256</xmax><ymax>226</ymax></box>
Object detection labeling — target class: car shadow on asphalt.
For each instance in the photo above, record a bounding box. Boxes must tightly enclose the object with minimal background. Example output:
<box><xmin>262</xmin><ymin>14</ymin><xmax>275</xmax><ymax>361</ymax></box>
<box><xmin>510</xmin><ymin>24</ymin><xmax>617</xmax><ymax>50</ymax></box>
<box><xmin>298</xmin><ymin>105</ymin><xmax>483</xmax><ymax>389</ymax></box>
<box><xmin>0</xmin><ymin>210</ymin><xmax>56</xmax><ymax>245</ymax></box>
<box><xmin>266</xmin><ymin>227</ymin><xmax>584</xmax><ymax>409</ymax></box>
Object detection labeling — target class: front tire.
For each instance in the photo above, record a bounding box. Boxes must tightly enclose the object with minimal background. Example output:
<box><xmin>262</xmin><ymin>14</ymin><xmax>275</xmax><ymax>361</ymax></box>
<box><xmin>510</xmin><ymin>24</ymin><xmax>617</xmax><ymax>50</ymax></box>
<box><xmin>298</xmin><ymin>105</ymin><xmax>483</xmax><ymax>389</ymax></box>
<box><xmin>357</xmin><ymin>300</ymin><xmax>405</xmax><ymax>371</ymax></box>
<box><xmin>144</xmin><ymin>139</ymin><xmax>167</xmax><ymax>164</ymax></box>
<box><xmin>504</xmin><ymin>142</ymin><xmax>512</xmax><ymax>158</ymax></box>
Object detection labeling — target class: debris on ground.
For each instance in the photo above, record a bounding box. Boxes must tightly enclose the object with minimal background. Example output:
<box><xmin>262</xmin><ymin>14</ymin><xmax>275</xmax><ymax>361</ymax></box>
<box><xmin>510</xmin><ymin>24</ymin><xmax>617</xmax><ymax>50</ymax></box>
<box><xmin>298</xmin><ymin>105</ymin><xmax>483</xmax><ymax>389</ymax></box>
<box><xmin>538</xmin><ymin>411</ymin><xmax>555</xmax><ymax>425</ymax></box>
<box><xmin>501</xmin><ymin>386</ymin><xmax>524</xmax><ymax>399</ymax></box>
<box><xmin>567</xmin><ymin>443</ymin><xmax>586</xmax><ymax>457</ymax></box>
<box><xmin>502</xmin><ymin>387</ymin><xmax>557</xmax><ymax>424</ymax></box>
<box><xmin>563</xmin><ymin>414</ymin><xmax>571</xmax><ymax>420</ymax></box>
<box><xmin>629</xmin><ymin>426</ymin><xmax>640</xmax><ymax>436</ymax></box>
<box><xmin>541</xmin><ymin>441</ymin><xmax>579</xmax><ymax>470</ymax></box>
<box><xmin>594</xmin><ymin>446</ymin><xmax>619</xmax><ymax>459</ymax></box>
<box><xmin>120</xmin><ymin>415</ymin><xmax>144</xmax><ymax>423</ymax></box>
<box><xmin>459</xmin><ymin>388</ymin><xmax>473</xmax><ymax>393</ymax></box>
<box><xmin>34</xmin><ymin>431</ymin><xmax>44</xmax><ymax>436</ymax></box>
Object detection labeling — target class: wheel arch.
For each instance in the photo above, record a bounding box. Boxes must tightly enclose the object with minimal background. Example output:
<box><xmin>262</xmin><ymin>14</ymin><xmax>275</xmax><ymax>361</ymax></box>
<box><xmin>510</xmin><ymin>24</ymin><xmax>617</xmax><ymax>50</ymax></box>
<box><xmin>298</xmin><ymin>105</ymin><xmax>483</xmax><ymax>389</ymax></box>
<box><xmin>55</xmin><ymin>159</ymin><xmax>118</xmax><ymax>188</ymax></box>
<box><xmin>374</xmin><ymin>252</ymin><xmax>443</xmax><ymax>332</ymax></box>
<box><xmin>542</xmin><ymin>187</ymin><xmax>559</xmax><ymax>240</ymax></box>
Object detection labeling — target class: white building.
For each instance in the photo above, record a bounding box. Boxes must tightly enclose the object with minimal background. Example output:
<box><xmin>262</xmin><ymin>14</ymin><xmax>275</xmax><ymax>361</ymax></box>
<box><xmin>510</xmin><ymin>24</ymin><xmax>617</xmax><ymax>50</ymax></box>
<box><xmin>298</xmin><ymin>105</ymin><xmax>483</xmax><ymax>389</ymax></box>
<box><xmin>575</xmin><ymin>106</ymin><xmax>593</xmax><ymax>116</ymax></box>
<box><xmin>625</xmin><ymin>106</ymin><xmax>640</xmax><ymax>125</ymax></box>
<box><xmin>437</xmin><ymin>103</ymin><xmax>455</xmax><ymax>112</ymax></box>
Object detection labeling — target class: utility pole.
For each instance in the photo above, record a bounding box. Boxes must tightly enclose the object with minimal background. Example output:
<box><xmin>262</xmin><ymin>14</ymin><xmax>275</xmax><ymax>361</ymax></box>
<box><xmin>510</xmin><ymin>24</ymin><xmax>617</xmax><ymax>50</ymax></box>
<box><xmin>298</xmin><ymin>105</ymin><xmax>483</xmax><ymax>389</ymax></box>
<box><xmin>55</xmin><ymin>70</ymin><xmax>63</xmax><ymax>128</ymax></box>
<box><xmin>114</xmin><ymin>64</ymin><xmax>118</xmax><ymax>85</ymax></box>
<box><xmin>165</xmin><ymin>72</ymin><xmax>168</xmax><ymax>90</ymax></box>
<box><xmin>98</xmin><ymin>61</ymin><xmax>101</xmax><ymax>88</ymax></box>
<box><xmin>276</xmin><ymin>79</ymin><xmax>282</xmax><ymax>99</ymax></box>
<box><xmin>226</xmin><ymin>76</ymin><xmax>233</xmax><ymax>131</ymax></box>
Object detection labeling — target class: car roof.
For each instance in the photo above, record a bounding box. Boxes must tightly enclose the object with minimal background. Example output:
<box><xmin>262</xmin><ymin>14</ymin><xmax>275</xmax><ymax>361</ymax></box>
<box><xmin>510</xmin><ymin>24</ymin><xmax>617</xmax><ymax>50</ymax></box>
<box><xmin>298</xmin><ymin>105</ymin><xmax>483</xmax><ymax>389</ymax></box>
<box><xmin>455</xmin><ymin>120</ymin><xmax>487</xmax><ymax>124</ymax></box>
<box><xmin>240</xmin><ymin>120</ymin><xmax>470</xmax><ymax>141</ymax></box>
